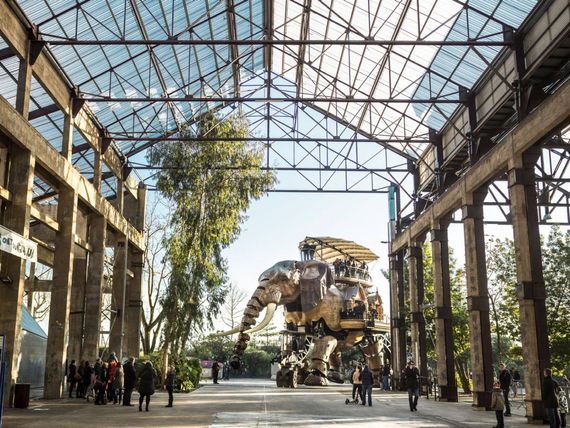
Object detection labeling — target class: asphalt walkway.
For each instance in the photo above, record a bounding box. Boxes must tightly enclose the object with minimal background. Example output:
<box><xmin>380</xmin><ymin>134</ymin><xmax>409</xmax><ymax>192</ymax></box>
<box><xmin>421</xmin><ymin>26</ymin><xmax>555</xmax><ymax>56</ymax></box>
<box><xmin>3</xmin><ymin>379</ymin><xmax>532</xmax><ymax>427</ymax></box>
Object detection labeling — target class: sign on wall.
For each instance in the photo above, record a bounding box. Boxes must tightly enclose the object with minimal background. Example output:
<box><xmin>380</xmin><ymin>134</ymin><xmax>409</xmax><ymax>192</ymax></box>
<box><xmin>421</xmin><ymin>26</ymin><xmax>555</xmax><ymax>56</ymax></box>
<box><xmin>0</xmin><ymin>225</ymin><xmax>37</xmax><ymax>262</ymax></box>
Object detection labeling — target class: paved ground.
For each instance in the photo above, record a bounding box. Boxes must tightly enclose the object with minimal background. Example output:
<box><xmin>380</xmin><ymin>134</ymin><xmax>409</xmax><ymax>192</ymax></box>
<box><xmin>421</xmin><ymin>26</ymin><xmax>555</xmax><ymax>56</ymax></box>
<box><xmin>3</xmin><ymin>379</ymin><xmax>532</xmax><ymax>427</ymax></box>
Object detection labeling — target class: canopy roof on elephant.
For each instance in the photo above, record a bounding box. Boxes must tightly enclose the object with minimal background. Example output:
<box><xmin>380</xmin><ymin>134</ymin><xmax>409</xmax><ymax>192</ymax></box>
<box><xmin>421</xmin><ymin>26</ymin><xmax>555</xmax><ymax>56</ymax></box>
<box><xmin>299</xmin><ymin>237</ymin><xmax>378</xmax><ymax>263</ymax></box>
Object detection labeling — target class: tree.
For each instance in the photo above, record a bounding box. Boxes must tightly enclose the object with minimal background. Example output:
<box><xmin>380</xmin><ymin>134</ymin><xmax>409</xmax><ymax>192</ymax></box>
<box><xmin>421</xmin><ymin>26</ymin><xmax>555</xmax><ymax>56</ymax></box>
<box><xmin>486</xmin><ymin>237</ymin><xmax>519</xmax><ymax>362</ymax></box>
<box><xmin>421</xmin><ymin>243</ymin><xmax>471</xmax><ymax>393</ymax></box>
<box><xmin>485</xmin><ymin>228</ymin><xmax>570</xmax><ymax>373</ymax></box>
<box><xmin>140</xmin><ymin>197</ymin><xmax>171</xmax><ymax>354</ymax></box>
<box><xmin>220</xmin><ymin>285</ymin><xmax>247</xmax><ymax>331</ymax></box>
<box><xmin>148</xmin><ymin>112</ymin><xmax>276</xmax><ymax>355</ymax></box>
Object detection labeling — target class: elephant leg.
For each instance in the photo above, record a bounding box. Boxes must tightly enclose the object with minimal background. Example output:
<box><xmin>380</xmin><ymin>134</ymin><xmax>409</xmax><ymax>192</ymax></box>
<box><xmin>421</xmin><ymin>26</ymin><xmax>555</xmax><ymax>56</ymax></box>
<box><xmin>361</xmin><ymin>337</ymin><xmax>383</xmax><ymax>388</ymax></box>
<box><xmin>304</xmin><ymin>335</ymin><xmax>337</xmax><ymax>386</ymax></box>
<box><xmin>326</xmin><ymin>349</ymin><xmax>344</xmax><ymax>384</ymax></box>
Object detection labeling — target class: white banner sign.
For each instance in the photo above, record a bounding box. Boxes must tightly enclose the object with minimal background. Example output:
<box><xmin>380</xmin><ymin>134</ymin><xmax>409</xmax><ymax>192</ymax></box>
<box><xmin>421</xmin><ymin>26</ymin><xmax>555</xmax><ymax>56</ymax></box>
<box><xmin>0</xmin><ymin>224</ymin><xmax>37</xmax><ymax>262</ymax></box>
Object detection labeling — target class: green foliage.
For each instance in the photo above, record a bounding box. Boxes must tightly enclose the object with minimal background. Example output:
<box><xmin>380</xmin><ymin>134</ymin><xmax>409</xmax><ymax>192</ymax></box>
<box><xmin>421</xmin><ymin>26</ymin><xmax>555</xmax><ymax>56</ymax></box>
<box><xmin>190</xmin><ymin>335</ymin><xmax>235</xmax><ymax>362</ymax></box>
<box><xmin>148</xmin><ymin>112</ymin><xmax>276</xmax><ymax>352</ymax></box>
<box><xmin>173</xmin><ymin>357</ymin><xmax>202</xmax><ymax>392</ymax></box>
<box><xmin>241</xmin><ymin>347</ymin><xmax>274</xmax><ymax>378</ymax></box>
<box><xmin>138</xmin><ymin>352</ymin><xmax>202</xmax><ymax>392</ymax></box>
<box><xmin>486</xmin><ymin>227</ymin><xmax>570</xmax><ymax>374</ymax></box>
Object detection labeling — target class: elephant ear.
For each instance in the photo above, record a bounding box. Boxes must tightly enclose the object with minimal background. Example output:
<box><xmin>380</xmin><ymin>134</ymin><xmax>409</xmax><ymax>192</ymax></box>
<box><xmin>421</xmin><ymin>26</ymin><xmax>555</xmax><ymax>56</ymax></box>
<box><xmin>299</xmin><ymin>261</ymin><xmax>335</xmax><ymax>312</ymax></box>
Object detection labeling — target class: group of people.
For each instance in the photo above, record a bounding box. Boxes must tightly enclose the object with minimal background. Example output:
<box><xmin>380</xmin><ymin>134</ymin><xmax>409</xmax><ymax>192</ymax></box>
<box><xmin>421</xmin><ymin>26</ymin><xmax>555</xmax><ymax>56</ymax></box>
<box><xmin>350</xmin><ymin>364</ymin><xmax>375</xmax><ymax>406</ymax></box>
<box><xmin>333</xmin><ymin>258</ymin><xmax>369</xmax><ymax>280</ymax></box>
<box><xmin>491</xmin><ymin>363</ymin><xmax>568</xmax><ymax>428</ymax></box>
<box><xmin>66</xmin><ymin>353</ymin><xmax>177</xmax><ymax>412</ymax></box>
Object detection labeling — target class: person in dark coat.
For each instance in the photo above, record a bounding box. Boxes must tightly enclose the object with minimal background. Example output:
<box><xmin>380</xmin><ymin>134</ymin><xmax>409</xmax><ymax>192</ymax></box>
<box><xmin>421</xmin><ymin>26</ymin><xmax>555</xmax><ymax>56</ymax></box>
<box><xmin>212</xmin><ymin>360</ymin><xmax>220</xmax><ymax>384</ymax></box>
<box><xmin>68</xmin><ymin>360</ymin><xmax>77</xmax><ymax>398</ymax></box>
<box><xmin>359</xmin><ymin>364</ymin><xmax>374</xmax><ymax>406</ymax></box>
<box><xmin>404</xmin><ymin>360</ymin><xmax>420</xmax><ymax>411</ymax></box>
<box><xmin>138</xmin><ymin>361</ymin><xmax>157</xmax><ymax>412</ymax></box>
<box><xmin>82</xmin><ymin>361</ymin><xmax>93</xmax><ymax>401</ymax></box>
<box><xmin>498</xmin><ymin>363</ymin><xmax>512</xmax><ymax>416</ymax></box>
<box><xmin>122</xmin><ymin>357</ymin><xmax>136</xmax><ymax>406</ymax></box>
<box><xmin>543</xmin><ymin>368</ymin><xmax>560</xmax><ymax>428</ymax></box>
<box><xmin>382</xmin><ymin>361</ymin><xmax>391</xmax><ymax>391</ymax></box>
<box><xmin>94</xmin><ymin>362</ymin><xmax>108</xmax><ymax>405</ymax></box>
<box><xmin>164</xmin><ymin>365</ymin><xmax>176</xmax><ymax>407</ymax></box>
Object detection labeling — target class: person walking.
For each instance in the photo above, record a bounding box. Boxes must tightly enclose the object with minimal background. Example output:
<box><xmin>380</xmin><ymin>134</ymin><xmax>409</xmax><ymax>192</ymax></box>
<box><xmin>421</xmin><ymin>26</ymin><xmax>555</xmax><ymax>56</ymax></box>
<box><xmin>76</xmin><ymin>361</ymin><xmax>84</xmax><ymax>398</ymax></box>
<box><xmin>165</xmin><ymin>365</ymin><xmax>176</xmax><ymax>407</ymax></box>
<box><xmin>212</xmin><ymin>360</ymin><xmax>220</xmax><ymax>384</ymax></box>
<box><xmin>112</xmin><ymin>362</ymin><xmax>124</xmax><ymax>404</ymax></box>
<box><xmin>557</xmin><ymin>384</ymin><xmax>568</xmax><ymax>428</ymax></box>
<box><xmin>543</xmin><ymin>368</ymin><xmax>561</xmax><ymax>428</ymax></box>
<box><xmin>360</xmin><ymin>364</ymin><xmax>374</xmax><ymax>406</ymax></box>
<box><xmin>138</xmin><ymin>361</ymin><xmax>157</xmax><ymax>412</ymax></box>
<box><xmin>382</xmin><ymin>361</ymin><xmax>391</xmax><ymax>391</ymax></box>
<box><xmin>68</xmin><ymin>360</ymin><xmax>77</xmax><ymax>398</ymax></box>
<box><xmin>511</xmin><ymin>367</ymin><xmax>521</xmax><ymax>398</ymax></box>
<box><xmin>499</xmin><ymin>363</ymin><xmax>512</xmax><ymax>417</ymax></box>
<box><xmin>351</xmin><ymin>365</ymin><xmax>362</xmax><ymax>402</ymax></box>
<box><xmin>82</xmin><ymin>361</ymin><xmax>93</xmax><ymax>401</ymax></box>
<box><xmin>491</xmin><ymin>381</ymin><xmax>505</xmax><ymax>428</ymax></box>
<box><xmin>404</xmin><ymin>360</ymin><xmax>420</xmax><ymax>412</ymax></box>
<box><xmin>122</xmin><ymin>357</ymin><xmax>136</xmax><ymax>407</ymax></box>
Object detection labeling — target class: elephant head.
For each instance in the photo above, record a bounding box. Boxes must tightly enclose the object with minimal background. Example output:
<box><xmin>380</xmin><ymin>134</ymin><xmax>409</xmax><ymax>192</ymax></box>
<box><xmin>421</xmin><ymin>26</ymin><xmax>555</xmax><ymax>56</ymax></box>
<box><xmin>216</xmin><ymin>260</ymin><xmax>335</xmax><ymax>369</ymax></box>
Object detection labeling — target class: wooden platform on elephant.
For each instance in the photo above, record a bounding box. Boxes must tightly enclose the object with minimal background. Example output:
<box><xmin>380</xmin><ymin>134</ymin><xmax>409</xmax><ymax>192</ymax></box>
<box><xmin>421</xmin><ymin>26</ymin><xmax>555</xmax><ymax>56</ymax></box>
<box><xmin>339</xmin><ymin>319</ymin><xmax>390</xmax><ymax>332</ymax></box>
<box><xmin>334</xmin><ymin>275</ymin><xmax>373</xmax><ymax>288</ymax></box>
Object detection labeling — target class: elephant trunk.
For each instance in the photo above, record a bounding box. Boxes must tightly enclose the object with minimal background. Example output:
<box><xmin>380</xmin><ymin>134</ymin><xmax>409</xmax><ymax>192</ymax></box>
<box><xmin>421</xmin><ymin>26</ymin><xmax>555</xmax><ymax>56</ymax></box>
<box><xmin>230</xmin><ymin>286</ymin><xmax>281</xmax><ymax>369</ymax></box>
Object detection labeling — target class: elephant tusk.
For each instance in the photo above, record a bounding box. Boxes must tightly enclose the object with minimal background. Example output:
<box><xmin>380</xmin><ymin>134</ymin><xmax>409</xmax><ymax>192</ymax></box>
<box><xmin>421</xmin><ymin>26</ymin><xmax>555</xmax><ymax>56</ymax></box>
<box><xmin>212</xmin><ymin>326</ymin><xmax>243</xmax><ymax>337</ymax></box>
<box><xmin>244</xmin><ymin>303</ymin><xmax>277</xmax><ymax>334</ymax></box>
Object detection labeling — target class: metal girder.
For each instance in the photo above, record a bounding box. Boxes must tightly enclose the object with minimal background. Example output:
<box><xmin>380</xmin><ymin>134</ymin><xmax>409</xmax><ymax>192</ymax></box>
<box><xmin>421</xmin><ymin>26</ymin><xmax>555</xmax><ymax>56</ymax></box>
<box><xmin>227</xmin><ymin>0</ymin><xmax>241</xmax><ymax>97</ymax></box>
<box><xmin>79</xmin><ymin>95</ymin><xmax>462</xmax><ymax>103</ymax></box>
<box><xmin>41</xmin><ymin>38</ymin><xmax>512</xmax><ymax>47</ymax></box>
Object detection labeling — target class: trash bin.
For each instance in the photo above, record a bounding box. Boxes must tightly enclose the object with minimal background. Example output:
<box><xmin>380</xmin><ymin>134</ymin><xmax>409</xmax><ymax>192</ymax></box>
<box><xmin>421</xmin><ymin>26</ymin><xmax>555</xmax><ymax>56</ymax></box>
<box><xmin>14</xmin><ymin>383</ymin><xmax>30</xmax><ymax>408</ymax></box>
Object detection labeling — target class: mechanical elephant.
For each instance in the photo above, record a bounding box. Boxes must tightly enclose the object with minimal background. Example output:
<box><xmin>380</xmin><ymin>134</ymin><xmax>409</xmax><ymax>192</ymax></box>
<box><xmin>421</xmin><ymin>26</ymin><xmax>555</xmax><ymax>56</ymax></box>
<box><xmin>217</xmin><ymin>260</ymin><xmax>384</xmax><ymax>386</ymax></box>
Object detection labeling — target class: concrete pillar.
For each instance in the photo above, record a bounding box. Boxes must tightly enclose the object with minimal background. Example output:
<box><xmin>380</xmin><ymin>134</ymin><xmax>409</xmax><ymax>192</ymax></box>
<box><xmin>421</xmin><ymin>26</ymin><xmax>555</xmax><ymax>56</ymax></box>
<box><xmin>15</xmin><ymin>45</ymin><xmax>32</xmax><ymax>118</ymax></box>
<box><xmin>508</xmin><ymin>152</ymin><xmax>550</xmax><ymax>422</ymax></box>
<box><xmin>44</xmin><ymin>187</ymin><xmax>78</xmax><ymax>399</ymax></box>
<box><xmin>125</xmin><ymin>249</ymin><xmax>144</xmax><ymax>358</ymax></box>
<box><xmin>136</xmin><ymin>182</ymin><xmax>147</xmax><ymax>231</ymax></box>
<box><xmin>81</xmin><ymin>215</ymin><xmax>106</xmax><ymax>362</ymax></box>
<box><xmin>68</xmin><ymin>252</ymin><xmax>88</xmax><ymax>363</ymax></box>
<box><xmin>407</xmin><ymin>242</ymin><xmax>428</xmax><ymax>384</ymax></box>
<box><xmin>109</xmin><ymin>238</ymin><xmax>128</xmax><ymax>359</ymax></box>
<box><xmin>116</xmin><ymin>178</ymin><xmax>124</xmax><ymax>215</ymax></box>
<box><xmin>389</xmin><ymin>250</ymin><xmax>406</xmax><ymax>390</ymax></box>
<box><xmin>462</xmin><ymin>189</ymin><xmax>493</xmax><ymax>409</ymax></box>
<box><xmin>0</xmin><ymin>147</ymin><xmax>35</xmax><ymax>408</ymax></box>
<box><xmin>431</xmin><ymin>218</ymin><xmax>458</xmax><ymax>402</ymax></box>
<box><xmin>61</xmin><ymin>113</ymin><xmax>73</xmax><ymax>161</ymax></box>
<box><xmin>93</xmin><ymin>145</ymin><xmax>102</xmax><ymax>192</ymax></box>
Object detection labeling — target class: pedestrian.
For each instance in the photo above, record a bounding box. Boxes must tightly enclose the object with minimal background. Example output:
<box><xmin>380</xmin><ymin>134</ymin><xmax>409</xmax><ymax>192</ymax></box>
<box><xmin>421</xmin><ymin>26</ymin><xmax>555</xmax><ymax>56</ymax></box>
<box><xmin>510</xmin><ymin>367</ymin><xmax>521</xmax><ymax>398</ymax></box>
<box><xmin>112</xmin><ymin>362</ymin><xmax>124</xmax><ymax>404</ymax></box>
<box><xmin>122</xmin><ymin>357</ymin><xmax>136</xmax><ymax>407</ymax></box>
<box><xmin>107</xmin><ymin>352</ymin><xmax>118</xmax><ymax>402</ymax></box>
<box><xmin>94</xmin><ymin>362</ymin><xmax>108</xmax><ymax>405</ymax></box>
<box><xmin>76</xmin><ymin>360</ymin><xmax>84</xmax><ymax>398</ymax></box>
<box><xmin>404</xmin><ymin>360</ymin><xmax>420</xmax><ymax>412</ymax></box>
<box><xmin>557</xmin><ymin>384</ymin><xmax>568</xmax><ymax>428</ymax></box>
<box><xmin>491</xmin><ymin>381</ymin><xmax>505</xmax><ymax>428</ymax></box>
<box><xmin>165</xmin><ymin>365</ymin><xmax>176</xmax><ymax>408</ymax></box>
<box><xmin>223</xmin><ymin>361</ymin><xmax>230</xmax><ymax>380</ymax></box>
<box><xmin>82</xmin><ymin>361</ymin><xmax>93</xmax><ymax>401</ymax></box>
<box><xmin>212</xmin><ymin>360</ymin><xmax>220</xmax><ymax>384</ymax></box>
<box><xmin>138</xmin><ymin>361</ymin><xmax>157</xmax><ymax>412</ymax></box>
<box><xmin>543</xmin><ymin>368</ymin><xmax>561</xmax><ymax>428</ymax></box>
<box><xmin>351</xmin><ymin>365</ymin><xmax>362</xmax><ymax>402</ymax></box>
<box><xmin>68</xmin><ymin>360</ymin><xmax>77</xmax><ymax>398</ymax></box>
<box><xmin>382</xmin><ymin>361</ymin><xmax>391</xmax><ymax>391</ymax></box>
<box><xmin>360</xmin><ymin>364</ymin><xmax>374</xmax><ymax>406</ymax></box>
<box><xmin>499</xmin><ymin>363</ymin><xmax>512</xmax><ymax>417</ymax></box>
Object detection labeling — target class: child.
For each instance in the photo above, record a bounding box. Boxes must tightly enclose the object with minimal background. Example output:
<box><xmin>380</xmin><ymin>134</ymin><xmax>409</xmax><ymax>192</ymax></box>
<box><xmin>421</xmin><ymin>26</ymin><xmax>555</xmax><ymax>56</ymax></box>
<box><xmin>491</xmin><ymin>381</ymin><xmax>505</xmax><ymax>428</ymax></box>
<box><xmin>557</xmin><ymin>385</ymin><xmax>568</xmax><ymax>428</ymax></box>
